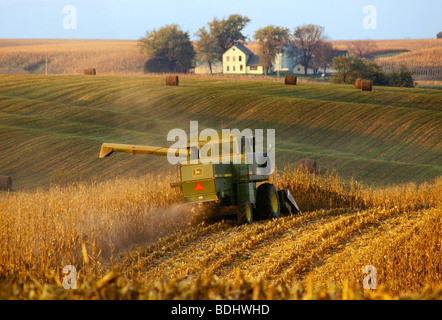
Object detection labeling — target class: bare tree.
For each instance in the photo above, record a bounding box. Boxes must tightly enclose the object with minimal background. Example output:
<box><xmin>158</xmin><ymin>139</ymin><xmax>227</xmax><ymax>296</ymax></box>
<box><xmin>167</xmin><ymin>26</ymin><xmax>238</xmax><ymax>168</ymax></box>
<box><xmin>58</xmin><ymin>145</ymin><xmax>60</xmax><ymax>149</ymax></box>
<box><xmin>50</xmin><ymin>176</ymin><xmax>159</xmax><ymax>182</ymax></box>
<box><xmin>347</xmin><ymin>40</ymin><xmax>378</xmax><ymax>59</ymax></box>
<box><xmin>315</xmin><ymin>41</ymin><xmax>334</xmax><ymax>76</ymax></box>
<box><xmin>292</xmin><ymin>24</ymin><xmax>326</xmax><ymax>75</ymax></box>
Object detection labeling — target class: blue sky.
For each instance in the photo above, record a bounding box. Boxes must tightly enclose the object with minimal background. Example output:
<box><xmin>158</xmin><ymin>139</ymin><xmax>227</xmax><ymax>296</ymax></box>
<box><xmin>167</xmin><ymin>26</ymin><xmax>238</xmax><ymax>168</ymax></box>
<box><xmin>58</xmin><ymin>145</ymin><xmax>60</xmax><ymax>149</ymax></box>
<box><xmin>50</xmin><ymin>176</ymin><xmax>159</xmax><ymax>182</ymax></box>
<box><xmin>0</xmin><ymin>0</ymin><xmax>441</xmax><ymax>40</ymax></box>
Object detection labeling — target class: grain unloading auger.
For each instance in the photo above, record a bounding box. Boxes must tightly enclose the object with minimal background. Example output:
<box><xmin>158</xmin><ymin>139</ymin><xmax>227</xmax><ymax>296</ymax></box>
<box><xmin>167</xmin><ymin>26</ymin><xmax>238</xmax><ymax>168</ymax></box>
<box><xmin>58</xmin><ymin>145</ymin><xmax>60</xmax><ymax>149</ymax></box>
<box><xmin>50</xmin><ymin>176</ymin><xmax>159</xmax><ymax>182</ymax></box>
<box><xmin>99</xmin><ymin>134</ymin><xmax>301</xmax><ymax>224</ymax></box>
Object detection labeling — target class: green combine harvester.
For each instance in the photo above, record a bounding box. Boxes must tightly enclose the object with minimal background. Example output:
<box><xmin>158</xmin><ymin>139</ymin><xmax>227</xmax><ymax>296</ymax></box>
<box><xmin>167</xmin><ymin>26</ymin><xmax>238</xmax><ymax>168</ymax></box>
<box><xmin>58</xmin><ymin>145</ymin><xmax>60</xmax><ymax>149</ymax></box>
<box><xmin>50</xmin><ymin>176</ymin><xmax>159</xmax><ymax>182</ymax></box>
<box><xmin>99</xmin><ymin>133</ymin><xmax>301</xmax><ymax>224</ymax></box>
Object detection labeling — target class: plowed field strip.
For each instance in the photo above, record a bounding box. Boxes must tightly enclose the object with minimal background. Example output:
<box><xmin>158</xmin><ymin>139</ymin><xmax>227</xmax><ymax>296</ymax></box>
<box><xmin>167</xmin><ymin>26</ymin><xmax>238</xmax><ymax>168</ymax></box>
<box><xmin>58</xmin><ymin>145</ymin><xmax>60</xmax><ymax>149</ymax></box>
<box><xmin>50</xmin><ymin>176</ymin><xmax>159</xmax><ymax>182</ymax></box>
<box><xmin>178</xmin><ymin>206</ymin><xmax>406</xmax><ymax>285</ymax></box>
<box><xmin>119</xmin><ymin>221</ymin><xmax>230</xmax><ymax>275</ymax></box>
<box><xmin>218</xmin><ymin>209</ymin><xmax>381</xmax><ymax>283</ymax></box>
<box><xmin>308</xmin><ymin>208</ymin><xmax>432</xmax><ymax>286</ymax></box>
<box><xmin>129</xmin><ymin>209</ymin><xmax>359</xmax><ymax>285</ymax></box>
<box><xmin>271</xmin><ymin>207</ymin><xmax>411</xmax><ymax>285</ymax></box>
<box><xmin>213</xmin><ymin>209</ymin><xmax>358</xmax><ymax>280</ymax></box>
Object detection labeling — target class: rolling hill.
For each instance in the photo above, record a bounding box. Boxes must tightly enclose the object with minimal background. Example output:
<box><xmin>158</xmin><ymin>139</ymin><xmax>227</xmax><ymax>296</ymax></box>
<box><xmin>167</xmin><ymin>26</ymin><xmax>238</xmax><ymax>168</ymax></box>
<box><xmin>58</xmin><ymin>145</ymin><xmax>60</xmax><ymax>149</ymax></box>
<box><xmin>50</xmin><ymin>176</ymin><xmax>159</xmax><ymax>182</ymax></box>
<box><xmin>0</xmin><ymin>74</ymin><xmax>440</xmax><ymax>190</ymax></box>
<box><xmin>0</xmin><ymin>74</ymin><xmax>441</xmax><ymax>300</ymax></box>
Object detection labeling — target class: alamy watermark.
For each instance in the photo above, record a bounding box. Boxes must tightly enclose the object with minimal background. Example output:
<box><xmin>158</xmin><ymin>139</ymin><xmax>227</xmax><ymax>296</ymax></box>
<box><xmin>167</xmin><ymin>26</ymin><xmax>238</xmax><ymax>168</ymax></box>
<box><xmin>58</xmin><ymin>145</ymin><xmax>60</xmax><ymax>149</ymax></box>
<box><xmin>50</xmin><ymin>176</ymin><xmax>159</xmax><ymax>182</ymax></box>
<box><xmin>62</xmin><ymin>5</ymin><xmax>77</xmax><ymax>30</ymax></box>
<box><xmin>166</xmin><ymin>121</ymin><xmax>275</xmax><ymax>175</ymax></box>
<box><xmin>62</xmin><ymin>265</ymin><xmax>77</xmax><ymax>289</ymax></box>
<box><xmin>362</xmin><ymin>5</ymin><xmax>377</xmax><ymax>30</ymax></box>
<box><xmin>362</xmin><ymin>265</ymin><xmax>377</xmax><ymax>289</ymax></box>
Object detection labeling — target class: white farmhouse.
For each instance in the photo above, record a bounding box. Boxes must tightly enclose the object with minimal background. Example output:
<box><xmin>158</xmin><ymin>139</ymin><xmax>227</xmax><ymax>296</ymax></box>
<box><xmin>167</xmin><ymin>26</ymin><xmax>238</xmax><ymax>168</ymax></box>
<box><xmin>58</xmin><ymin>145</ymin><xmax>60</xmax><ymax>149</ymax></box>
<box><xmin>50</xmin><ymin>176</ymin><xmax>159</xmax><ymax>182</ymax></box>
<box><xmin>293</xmin><ymin>63</ymin><xmax>317</xmax><ymax>75</ymax></box>
<box><xmin>222</xmin><ymin>44</ymin><xmax>265</xmax><ymax>75</ymax></box>
<box><xmin>220</xmin><ymin>42</ymin><xmax>349</xmax><ymax>76</ymax></box>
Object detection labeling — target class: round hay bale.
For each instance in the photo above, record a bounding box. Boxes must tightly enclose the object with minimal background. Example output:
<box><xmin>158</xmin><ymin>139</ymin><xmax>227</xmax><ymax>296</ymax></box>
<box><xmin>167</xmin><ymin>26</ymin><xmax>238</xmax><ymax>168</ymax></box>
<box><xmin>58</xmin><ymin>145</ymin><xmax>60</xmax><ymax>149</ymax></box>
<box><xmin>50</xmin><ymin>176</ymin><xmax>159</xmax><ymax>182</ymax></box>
<box><xmin>300</xmin><ymin>159</ymin><xmax>317</xmax><ymax>174</ymax></box>
<box><xmin>355</xmin><ymin>78</ymin><xmax>362</xmax><ymax>89</ymax></box>
<box><xmin>0</xmin><ymin>175</ymin><xmax>12</xmax><ymax>191</ymax></box>
<box><xmin>361</xmin><ymin>79</ymin><xmax>373</xmax><ymax>91</ymax></box>
<box><xmin>166</xmin><ymin>75</ymin><xmax>179</xmax><ymax>86</ymax></box>
<box><xmin>285</xmin><ymin>74</ymin><xmax>297</xmax><ymax>85</ymax></box>
<box><xmin>84</xmin><ymin>68</ymin><xmax>96</xmax><ymax>75</ymax></box>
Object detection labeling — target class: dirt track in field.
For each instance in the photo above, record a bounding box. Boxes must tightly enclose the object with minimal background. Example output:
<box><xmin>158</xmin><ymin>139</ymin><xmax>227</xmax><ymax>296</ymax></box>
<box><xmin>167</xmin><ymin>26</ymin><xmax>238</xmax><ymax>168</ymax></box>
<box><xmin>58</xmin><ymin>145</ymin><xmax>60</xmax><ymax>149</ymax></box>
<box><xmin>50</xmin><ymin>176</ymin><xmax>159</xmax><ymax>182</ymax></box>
<box><xmin>116</xmin><ymin>205</ymin><xmax>430</xmax><ymax>287</ymax></box>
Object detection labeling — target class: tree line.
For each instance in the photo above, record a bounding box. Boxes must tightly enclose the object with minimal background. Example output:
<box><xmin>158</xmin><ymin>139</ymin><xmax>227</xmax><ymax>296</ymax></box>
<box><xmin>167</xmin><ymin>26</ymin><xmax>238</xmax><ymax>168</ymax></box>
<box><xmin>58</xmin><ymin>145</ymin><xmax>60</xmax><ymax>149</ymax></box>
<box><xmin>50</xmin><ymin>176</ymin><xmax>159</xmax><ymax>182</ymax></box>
<box><xmin>138</xmin><ymin>14</ymin><xmax>415</xmax><ymax>87</ymax></box>
<box><xmin>331</xmin><ymin>56</ymin><xmax>414</xmax><ymax>87</ymax></box>
<box><xmin>138</xmin><ymin>14</ymin><xmax>328</xmax><ymax>76</ymax></box>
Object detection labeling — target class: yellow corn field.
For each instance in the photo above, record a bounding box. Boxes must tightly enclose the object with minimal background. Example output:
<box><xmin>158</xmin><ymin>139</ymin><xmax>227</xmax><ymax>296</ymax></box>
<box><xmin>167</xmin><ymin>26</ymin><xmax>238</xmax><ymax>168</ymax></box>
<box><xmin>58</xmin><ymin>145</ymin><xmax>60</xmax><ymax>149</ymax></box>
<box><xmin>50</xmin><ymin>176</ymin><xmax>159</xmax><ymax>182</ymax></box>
<box><xmin>0</xmin><ymin>167</ymin><xmax>440</xmax><ymax>299</ymax></box>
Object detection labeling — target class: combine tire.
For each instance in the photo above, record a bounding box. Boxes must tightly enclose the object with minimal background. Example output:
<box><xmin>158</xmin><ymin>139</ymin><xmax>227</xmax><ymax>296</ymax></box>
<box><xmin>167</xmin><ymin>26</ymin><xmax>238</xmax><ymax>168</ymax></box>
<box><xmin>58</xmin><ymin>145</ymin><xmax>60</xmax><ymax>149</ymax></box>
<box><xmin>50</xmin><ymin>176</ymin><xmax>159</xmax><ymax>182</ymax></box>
<box><xmin>238</xmin><ymin>200</ymin><xmax>253</xmax><ymax>224</ymax></box>
<box><xmin>256</xmin><ymin>183</ymin><xmax>280</xmax><ymax>220</ymax></box>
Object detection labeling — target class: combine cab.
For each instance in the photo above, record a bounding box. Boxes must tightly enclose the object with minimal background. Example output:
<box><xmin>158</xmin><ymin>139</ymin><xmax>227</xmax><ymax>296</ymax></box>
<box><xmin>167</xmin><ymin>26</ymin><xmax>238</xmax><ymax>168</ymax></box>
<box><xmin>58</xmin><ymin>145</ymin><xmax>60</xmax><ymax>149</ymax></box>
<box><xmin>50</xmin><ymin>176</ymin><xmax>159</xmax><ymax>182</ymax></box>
<box><xmin>99</xmin><ymin>133</ymin><xmax>301</xmax><ymax>224</ymax></box>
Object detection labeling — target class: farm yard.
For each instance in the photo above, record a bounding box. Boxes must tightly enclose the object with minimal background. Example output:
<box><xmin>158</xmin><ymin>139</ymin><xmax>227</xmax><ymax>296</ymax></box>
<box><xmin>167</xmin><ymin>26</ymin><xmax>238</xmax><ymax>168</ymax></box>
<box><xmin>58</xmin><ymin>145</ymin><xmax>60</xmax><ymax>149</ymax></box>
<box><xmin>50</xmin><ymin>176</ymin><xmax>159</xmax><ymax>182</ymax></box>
<box><xmin>0</xmin><ymin>74</ymin><xmax>441</xmax><ymax>300</ymax></box>
<box><xmin>1</xmin><ymin>38</ymin><xmax>441</xmax><ymax>83</ymax></box>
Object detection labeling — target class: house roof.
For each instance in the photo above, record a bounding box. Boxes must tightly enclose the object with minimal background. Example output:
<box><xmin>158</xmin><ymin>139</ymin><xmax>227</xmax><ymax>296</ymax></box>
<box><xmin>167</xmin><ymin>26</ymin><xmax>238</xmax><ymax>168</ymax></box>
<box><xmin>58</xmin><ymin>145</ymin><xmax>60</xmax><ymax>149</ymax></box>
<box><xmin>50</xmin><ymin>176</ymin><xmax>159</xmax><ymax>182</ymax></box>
<box><xmin>231</xmin><ymin>44</ymin><xmax>254</xmax><ymax>56</ymax></box>
<box><xmin>246</xmin><ymin>54</ymin><xmax>262</xmax><ymax>66</ymax></box>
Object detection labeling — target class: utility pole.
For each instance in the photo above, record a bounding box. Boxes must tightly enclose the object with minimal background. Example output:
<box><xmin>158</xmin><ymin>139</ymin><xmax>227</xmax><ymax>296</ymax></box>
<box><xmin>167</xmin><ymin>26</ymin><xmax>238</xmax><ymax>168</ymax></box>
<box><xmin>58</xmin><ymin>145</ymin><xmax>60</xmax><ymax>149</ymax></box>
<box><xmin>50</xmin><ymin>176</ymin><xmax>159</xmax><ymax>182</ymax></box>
<box><xmin>45</xmin><ymin>54</ymin><xmax>48</xmax><ymax>75</ymax></box>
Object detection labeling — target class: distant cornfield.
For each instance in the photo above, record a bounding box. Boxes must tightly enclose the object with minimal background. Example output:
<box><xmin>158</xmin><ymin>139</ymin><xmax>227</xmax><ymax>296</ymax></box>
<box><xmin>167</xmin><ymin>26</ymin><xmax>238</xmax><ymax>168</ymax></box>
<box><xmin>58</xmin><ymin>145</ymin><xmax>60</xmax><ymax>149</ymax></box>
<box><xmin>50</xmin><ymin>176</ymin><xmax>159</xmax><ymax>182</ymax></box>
<box><xmin>377</xmin><ymin>63</ymin><xmax>442</xmax><ymax>81</ymax></box>
<box><xmin>0</xmin><ymin>39</ymin><xmax>145</xmax><ymax>74</ymax></box>
<box><xmin>376</xmin><ymin>47</ymin><xmax>442</xmax><ymax>81</ymax></box>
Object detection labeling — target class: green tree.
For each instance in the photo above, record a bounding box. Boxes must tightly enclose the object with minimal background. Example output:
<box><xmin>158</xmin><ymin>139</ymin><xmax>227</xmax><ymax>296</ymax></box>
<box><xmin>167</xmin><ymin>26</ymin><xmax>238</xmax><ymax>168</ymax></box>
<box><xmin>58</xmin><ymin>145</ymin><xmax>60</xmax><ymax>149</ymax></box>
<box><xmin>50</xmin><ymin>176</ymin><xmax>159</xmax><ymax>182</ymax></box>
<box><xmin>386</xmin><ymin>65</ymin><xmax>414</xmax><ymax>87</ymax></box>
<box><xmin>138</xmin><ymin>25</ymin><xmax>195</xmax><ymax>73</ymax></box>
<box><xmin>254</xmin><ymin>26</ymin><xmax>290</xmax><ymax>75</ymax></box>
<box><xmin>330</xmin><ymin>56</ymin><xmax>354</xmax><ymax>84</ymax></box>
<box><xmin>194</xmin><ymin>27</ymin><xmax>218</xmax><ymax>74</ymax></box>
<box><xmin>208</xmin><ymin>14</ymin><xmax>250</xmax><ymax>59</ymax></box>
<box><xmin>292</xmin><ymin>24</ymin><xmax>326</xmax><ymax>75</ymax></box>
<box><xmin>331</xmin><ymin>56</ymin><xmax>386</xmax><ymax>85</ymax></box>
<box><xmin>361</xmin><ymin>60</ymin><xmax>387</xmax><ymax>85</ymax></box>
<box><xmin>331</xmin><ymin>56</ymin><xmax>414</xmax><ymax>87</ymax></box>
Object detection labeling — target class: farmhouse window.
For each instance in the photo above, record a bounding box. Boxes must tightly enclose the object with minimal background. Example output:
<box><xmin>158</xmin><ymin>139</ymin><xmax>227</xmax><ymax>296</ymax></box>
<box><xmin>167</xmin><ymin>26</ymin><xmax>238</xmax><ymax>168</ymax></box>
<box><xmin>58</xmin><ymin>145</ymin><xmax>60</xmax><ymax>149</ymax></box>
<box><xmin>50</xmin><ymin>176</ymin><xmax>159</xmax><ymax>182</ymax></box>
<box><xmin>227</xmin><ymin>66</ymin><xmax>229</xmax><ymax>71</ymax></box>
<box><xmin>239</xmin><ymin>56</ymin><xmax>242</xmax><ymax>62</ymax></box>
<box><xmin>250</xmin><ymin>66</ymin><xmax>257</xmax><ymax>71</ymax></box>
<box><xmin>233</xmin><ymin>66</ymin><xmax>236</xmax><ymax>71</ymax></box>
<box><xmin>240</xmin><ymin>65</ymin><xmax>243</xmax><ymax>71</ymax></box>
<box><xmin>233</xmin><ymin>56</ymin><xmax>236</xmax><ymax>62</ymax></box>
<box><xmin>226</xmin><ymin>56</ymin><xmax>230</xmax><ymax>62</ymax></box>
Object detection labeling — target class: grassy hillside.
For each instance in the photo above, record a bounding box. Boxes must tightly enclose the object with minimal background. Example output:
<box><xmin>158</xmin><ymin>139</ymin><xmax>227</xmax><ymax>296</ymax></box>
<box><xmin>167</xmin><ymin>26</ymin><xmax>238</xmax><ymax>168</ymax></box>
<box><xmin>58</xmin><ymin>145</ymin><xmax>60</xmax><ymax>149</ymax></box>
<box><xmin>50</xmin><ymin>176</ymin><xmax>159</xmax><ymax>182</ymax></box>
<box><xmin>0</xmin><ymin>74</ymin><xmax>441</xmax><ymax>189</ymax></box>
